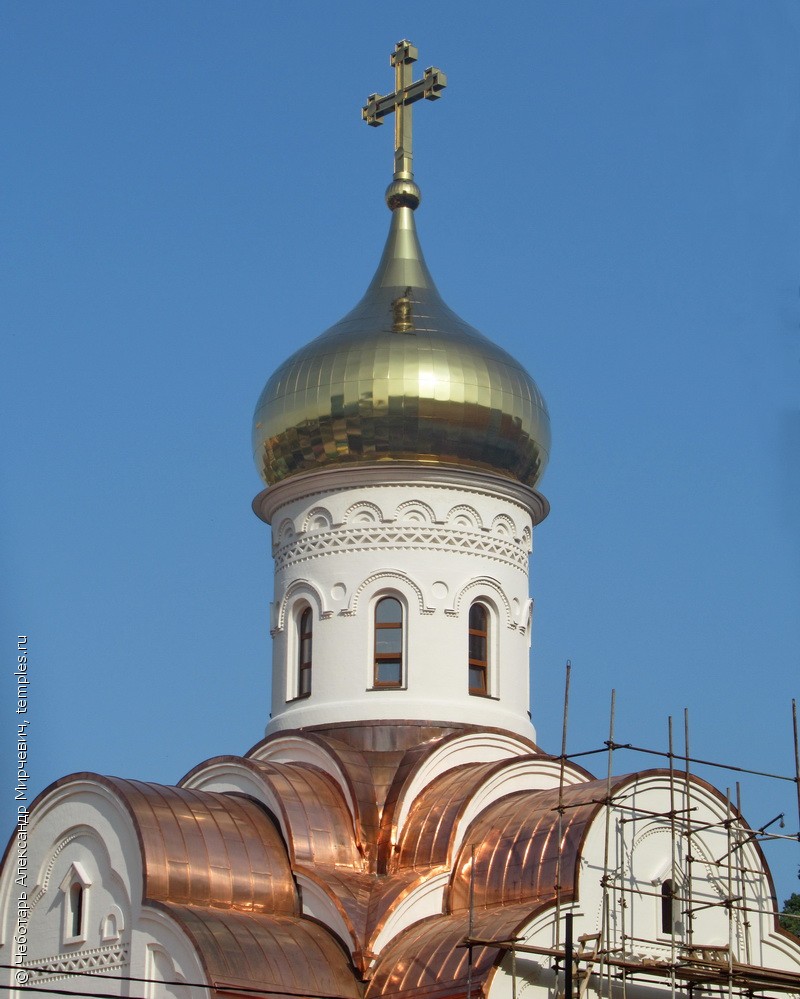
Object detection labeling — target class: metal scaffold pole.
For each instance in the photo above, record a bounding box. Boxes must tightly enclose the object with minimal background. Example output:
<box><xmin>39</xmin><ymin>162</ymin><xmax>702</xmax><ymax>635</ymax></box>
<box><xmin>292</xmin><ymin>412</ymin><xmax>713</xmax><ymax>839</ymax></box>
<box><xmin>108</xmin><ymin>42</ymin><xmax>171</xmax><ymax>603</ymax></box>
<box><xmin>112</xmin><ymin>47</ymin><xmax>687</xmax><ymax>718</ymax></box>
<box><xmin>793</xmin><ymin>699</ymin><xmax>800</xmax><ymax>841</ymax></box>
<box><xmin>555</xmin><ymin>660</ymin><xmax>572</xmax><ymax>954</ymax></box>
<box><xmin>598</xmin><ymin>689</ymin><xmax>616</xmax><ymax>999</ymax></box>
<box><xmin>668</xmin><ymin>715</ymin><xmax>677</xmax><ymax>999</ymax></box>
<box><xmin>734</xmin><ymin>783</ymin><xmax>752</xmax><ymax>966</ymax></box>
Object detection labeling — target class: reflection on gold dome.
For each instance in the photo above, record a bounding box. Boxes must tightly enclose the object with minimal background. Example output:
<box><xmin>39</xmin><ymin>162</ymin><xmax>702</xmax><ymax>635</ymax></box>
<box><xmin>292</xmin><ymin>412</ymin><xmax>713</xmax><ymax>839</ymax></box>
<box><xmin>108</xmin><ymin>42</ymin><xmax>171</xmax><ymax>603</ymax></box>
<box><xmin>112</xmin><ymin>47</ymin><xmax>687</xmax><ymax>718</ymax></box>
<box><xmin>252</xmin><ymin>206</ymin><xmax>550</xmax><ymax>488</ymax></box>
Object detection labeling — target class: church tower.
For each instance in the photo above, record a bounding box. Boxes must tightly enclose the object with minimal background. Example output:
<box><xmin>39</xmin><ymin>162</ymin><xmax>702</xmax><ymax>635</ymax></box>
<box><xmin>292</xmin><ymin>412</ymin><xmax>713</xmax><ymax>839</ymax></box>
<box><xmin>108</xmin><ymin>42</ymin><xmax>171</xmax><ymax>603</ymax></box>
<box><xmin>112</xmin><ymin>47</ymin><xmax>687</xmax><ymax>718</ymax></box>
<box><xmin>252</xmin><ymin>41</ymin><xmax>551</xmax><ymax>741</ymax></box>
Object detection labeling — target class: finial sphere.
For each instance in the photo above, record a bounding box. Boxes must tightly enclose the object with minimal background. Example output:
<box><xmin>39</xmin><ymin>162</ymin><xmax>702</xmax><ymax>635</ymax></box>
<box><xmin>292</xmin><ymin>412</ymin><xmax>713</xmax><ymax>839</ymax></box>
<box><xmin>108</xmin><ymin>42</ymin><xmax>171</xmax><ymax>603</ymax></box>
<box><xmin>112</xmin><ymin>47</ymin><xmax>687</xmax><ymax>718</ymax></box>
<box><xmin>385</xmin><ymin>178</ymin><xmax>421</xmax><ymax>211</ymax></box>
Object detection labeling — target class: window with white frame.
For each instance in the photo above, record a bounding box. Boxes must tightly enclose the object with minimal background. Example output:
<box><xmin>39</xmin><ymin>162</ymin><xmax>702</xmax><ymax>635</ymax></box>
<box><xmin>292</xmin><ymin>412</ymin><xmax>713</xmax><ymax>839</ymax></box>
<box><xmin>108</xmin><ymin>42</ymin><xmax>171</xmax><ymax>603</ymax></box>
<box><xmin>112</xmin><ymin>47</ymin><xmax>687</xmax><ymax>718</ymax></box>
<box><xmin>59</xmin><ymin>863</ymin><xmax>91</xmax><ymax>945</ymax></box>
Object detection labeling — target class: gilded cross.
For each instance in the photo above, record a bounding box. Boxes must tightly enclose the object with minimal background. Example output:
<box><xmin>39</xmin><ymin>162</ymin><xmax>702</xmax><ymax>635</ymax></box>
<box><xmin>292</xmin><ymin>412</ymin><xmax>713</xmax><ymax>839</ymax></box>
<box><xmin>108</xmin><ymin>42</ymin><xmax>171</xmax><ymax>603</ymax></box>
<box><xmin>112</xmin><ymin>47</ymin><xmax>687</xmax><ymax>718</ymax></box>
<box><xmin>362</xmin><ymin>40</ymin><xmax>447</xmax><ymax>182</ymax></box>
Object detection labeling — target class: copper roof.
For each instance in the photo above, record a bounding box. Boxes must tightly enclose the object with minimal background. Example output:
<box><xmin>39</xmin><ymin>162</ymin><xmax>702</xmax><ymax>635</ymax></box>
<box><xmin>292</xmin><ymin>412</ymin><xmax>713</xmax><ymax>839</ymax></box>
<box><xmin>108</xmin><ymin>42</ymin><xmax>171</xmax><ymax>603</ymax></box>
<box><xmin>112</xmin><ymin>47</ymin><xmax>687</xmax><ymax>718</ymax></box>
<box><xmin>247</xmin><ymin>759</ymin><xmax>364</xmax><ymax>869</ymax></box>
<box><xmin>22</xmin><ymin>741</ymin><xmax>781</xmax><ymax>999</ymax></box>
<box><xmin>160</xmin><ymin>903</ymin><xmax>362</xmax><ymax>999</ymax></box>
<box><xmin>448</xmin><ymin>778</ymin><xmax>610</xmax><ymax>912</ymax></box>
<box><xmin>366</xmin><ymin>902</ymin><xmax>536</xmax><ymax>999</ymax></box>
<box><xmin>103</xmin><ymin>777</ymin><xmax>297</xmax><ymax>914</ymax></box>
<box><xmin>394</xmin><ymin>760</ymin><xmax>511</xmax><ymax>873</ymax></box>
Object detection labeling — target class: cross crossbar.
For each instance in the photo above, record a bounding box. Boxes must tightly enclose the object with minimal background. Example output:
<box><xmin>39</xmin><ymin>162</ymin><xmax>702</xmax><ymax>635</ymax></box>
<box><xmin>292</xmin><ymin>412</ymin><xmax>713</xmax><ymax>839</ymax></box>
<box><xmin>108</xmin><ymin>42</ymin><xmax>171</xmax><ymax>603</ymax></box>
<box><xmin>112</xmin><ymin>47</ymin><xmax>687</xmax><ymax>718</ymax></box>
<box><xmin>362</xmin><ymin>40</ymin><xmax>447</xmax><ymax>183</ymax></box>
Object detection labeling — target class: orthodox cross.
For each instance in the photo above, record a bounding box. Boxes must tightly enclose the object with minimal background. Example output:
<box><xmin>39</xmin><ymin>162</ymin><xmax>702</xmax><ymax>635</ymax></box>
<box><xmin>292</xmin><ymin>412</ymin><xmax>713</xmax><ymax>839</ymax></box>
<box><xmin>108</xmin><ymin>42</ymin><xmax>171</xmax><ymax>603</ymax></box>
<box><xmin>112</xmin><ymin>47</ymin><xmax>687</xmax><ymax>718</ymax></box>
<box><xmin>362</xmin><ymin>40</ymin><xmax>447</xmax><ymax>182</ymax></box>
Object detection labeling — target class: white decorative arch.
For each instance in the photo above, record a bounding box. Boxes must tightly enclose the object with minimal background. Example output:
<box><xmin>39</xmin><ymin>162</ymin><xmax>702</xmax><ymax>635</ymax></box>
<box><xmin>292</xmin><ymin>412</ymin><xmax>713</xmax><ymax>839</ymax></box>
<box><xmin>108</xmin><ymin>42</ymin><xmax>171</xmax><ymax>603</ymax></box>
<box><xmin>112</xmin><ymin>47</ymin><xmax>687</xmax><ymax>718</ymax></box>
<box><xmin>100</xmin><ymin>903</ymin><xmax>125</xmax><ymax>941</ymax></box>
<box><xmin>490</xmin><ymin>513</ymin><xmax>517</xmax><ymax>538</ymax></box>
<box><xmin>274</xmin><ymin>578</ymin><xmax>331</xmax><ymax>632</ymax></box>
<box><xmin>394</xmin><ymin>499</ymin><xmax>437</xmax><ymax>524</ymax></box>
<box><xmin>35</xmin><ymin>825</ymin><xmax>115</xmax><ymax>910</ymax></box>
<box><xmin>368</xmin><ymin>871</ymin><xmax>450</xmax><ymax>957</ymax></box>
<box><xmin>445</xmin><ymin>503</ymin><xmax>483</xmax><ymax>530</ymax></box>
<box><xmin>393</xmin><ymin>732</ymin><xmax>536</xmax><ymax>832</ymax></box>
<box><xmin>250</xmin><ymin>735</ymin><xmax>357</xmax><ymax>821</ymax></box>
<box><xmin>521</xmin><ymin>525</ymin><xmax>532</xmax><ymax>553</ymax></box>
<box><xmin>342</xmin><ymin>500</ymin><xmax>386</xmax><ymax>524</ymax></box>
<box><xmin>301</xmin><ymin>506</ymin><xmax>333</xmax><ymax>532</ymax></box>
<box><xmin>295</xmin><ymin>871</ymin><xmax>358</xmax><ymax>955</ymax></box>
<box><xmin>446</xmin><ymin>576</ymin><xmax>515</xmax><ymax>629</ymax></box>
<box><xmin>182</xmin><ymin>760</ymin><xmax>295</xmax><ymax>852</ymax></box>
<box><xmin>275</xmin><ymin>517</ymin><xmax>297</xmax><ymax>544</ymax></box>
<box><xmin>342</xmin><ymin>570</ymin><xmax>435</xmax><ymax>617</ymax></box>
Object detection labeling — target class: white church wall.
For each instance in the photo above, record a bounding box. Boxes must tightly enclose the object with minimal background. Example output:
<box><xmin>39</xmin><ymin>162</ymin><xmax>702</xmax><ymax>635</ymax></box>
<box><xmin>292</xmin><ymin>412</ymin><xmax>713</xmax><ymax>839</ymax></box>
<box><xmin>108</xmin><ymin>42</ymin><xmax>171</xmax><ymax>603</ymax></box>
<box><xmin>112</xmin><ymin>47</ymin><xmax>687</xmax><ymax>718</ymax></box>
<box><xmin>133</xmin><ymin>907</ymin><xmax>210</xmax><ymax>999</ymax></box>
<box><xmin>0</xmin><ymin>778</ymin><xmax>215</xmax><ymax>998</ymax></box>
<box><xmin>0</xmin><ymin>779</ymin><xmax>140</xmax><ymax>995</ymax></box>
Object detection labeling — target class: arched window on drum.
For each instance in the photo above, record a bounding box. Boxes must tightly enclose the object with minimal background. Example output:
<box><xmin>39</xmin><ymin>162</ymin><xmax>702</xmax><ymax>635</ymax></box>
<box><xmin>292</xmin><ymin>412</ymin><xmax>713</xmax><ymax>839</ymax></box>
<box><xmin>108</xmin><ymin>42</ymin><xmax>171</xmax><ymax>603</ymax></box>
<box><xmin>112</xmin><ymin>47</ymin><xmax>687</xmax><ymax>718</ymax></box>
<box><xmin>297</xmin><ymin>606</ymin><xmax>313</xmax><ymax>697</ymax></box>
<box><xmin>374</xmin><ymin>597</ymin><xmax>403</xmax><ymax>688</ymax></box>
<box><xmin>468</xmin><ymin>603</ymin><xmax>489</xmax><ymax>695</ymax></box>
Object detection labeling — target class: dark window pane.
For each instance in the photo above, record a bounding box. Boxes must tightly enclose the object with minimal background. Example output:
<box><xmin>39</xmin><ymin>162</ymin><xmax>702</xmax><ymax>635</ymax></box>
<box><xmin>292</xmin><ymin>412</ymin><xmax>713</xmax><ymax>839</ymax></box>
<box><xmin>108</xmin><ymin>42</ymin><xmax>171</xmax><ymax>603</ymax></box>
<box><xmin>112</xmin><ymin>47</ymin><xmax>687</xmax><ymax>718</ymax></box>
<box><xmin>661</xmin><ymin>879</ymin><xmax>675</xmax><ymax>934</ymax></box>
<box><xmin>70</xmin><ymin>884</ymin><xmax>83</xmax><ymax>937</ymax></box>
<box><xmin>469</xmin><ymin>634</ymin><xmax>487</xmax><ymax>661</ymax></box>
<box><xmin>375</xmin><ymin>597</ymin><xmax>402</xmax><ymax>624</ymax></box>
<box><xmin>298</xmin><ymin>607</ymin><xmax>312</xmax><ymax>697</ymax></box>
<box><xmin>469</xmin><ymin>666</ymin><xmax>486</xmax><ymax>694</ymax></box>
<box><xmin>469</xmin><ymin>604</ymin><xmax>487</xmax><ymax>631</ymax></box>
<box><xmin>376</xmin><ymin>659</ymin><xmax>401</xmax><ymax>685</ymax></box>
<box><xmin>376</xmin><ymin>630</ymin><xmax>402</xmax><ymax>654</ymax></box>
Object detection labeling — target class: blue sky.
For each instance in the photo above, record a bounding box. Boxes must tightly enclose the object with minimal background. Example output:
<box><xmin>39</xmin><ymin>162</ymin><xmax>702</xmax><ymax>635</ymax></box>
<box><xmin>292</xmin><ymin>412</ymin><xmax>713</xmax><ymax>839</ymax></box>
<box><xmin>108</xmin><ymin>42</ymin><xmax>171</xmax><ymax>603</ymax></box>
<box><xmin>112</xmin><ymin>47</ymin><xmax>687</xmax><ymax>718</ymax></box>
<box><xmin>3</xmin><ymin>3</ymin><xmax>799</xmax><ymax>902</ymax></box>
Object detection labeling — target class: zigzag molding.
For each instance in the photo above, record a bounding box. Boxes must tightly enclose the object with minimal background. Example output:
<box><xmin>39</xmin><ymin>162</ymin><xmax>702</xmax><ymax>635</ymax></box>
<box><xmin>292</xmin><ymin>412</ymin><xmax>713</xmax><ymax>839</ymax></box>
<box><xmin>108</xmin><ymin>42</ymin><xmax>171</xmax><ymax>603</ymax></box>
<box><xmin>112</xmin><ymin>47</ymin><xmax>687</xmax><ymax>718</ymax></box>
<box><xmin>23</xmin><ymin>942</ymin><xmax>129</xmax><ymax>983</ymax></box>
<box><xmin>274</xmin><ymin>524</ymin><xmax>529</xmax><ymax>573</ymax></box>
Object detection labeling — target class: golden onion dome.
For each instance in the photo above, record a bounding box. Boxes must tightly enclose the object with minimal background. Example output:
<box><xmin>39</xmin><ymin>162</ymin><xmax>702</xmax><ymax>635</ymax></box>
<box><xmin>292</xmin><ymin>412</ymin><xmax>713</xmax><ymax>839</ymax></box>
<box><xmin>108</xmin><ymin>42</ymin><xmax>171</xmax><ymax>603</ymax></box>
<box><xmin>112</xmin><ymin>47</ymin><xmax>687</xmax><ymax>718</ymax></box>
<box><xmin>252</xmin><ymin>201</ymin><xmax>551</xmax><ymax>488</ymax></box>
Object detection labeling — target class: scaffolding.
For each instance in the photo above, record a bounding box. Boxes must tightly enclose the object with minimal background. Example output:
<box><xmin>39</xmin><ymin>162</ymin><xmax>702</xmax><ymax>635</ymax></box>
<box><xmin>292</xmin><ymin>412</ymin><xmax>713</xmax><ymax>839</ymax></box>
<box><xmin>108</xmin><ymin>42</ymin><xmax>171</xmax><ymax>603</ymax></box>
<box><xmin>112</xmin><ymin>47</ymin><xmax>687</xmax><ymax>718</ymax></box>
<box><xmin>464</xmin><ymin>669</ymin><xmax>800</xmax><ymax>999</ymax></box>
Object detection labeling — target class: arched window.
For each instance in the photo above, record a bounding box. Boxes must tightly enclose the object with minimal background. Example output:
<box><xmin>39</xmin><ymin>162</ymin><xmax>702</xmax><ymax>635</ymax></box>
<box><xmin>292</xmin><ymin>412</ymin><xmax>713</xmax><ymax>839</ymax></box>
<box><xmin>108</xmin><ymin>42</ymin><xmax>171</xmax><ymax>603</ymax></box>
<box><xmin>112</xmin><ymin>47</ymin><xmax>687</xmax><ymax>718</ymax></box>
<box><xmin>69</xmin><ymin>882</ymin><xmax>84</xmax><ymax>939</ymax></box>
<box><xmin>661</xmin><ymin>878</ymin><xmax>677</xmax><ymax>935</ymax></box>
<box><xmin>374</xmin><ymin>597</ymin><xmax>403</xmax><ymax>687</ymax></box>
<box><xmin>468</xmin><ymin>603</ymin><xmax>488</xmax><ymax>695</ymax></box>
<box><xmin>298</xmin><ymin>607</ymin><xmax>312</xmax><ymax>697</ymax></box>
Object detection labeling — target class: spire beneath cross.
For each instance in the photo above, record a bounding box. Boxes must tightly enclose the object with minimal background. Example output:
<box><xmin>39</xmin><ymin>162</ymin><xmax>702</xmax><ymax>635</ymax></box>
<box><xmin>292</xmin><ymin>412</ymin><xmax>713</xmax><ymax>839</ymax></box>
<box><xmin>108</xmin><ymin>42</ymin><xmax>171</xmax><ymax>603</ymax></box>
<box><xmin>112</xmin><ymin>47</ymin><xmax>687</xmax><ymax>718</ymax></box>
<box><xmin>363</xmin><ymin>40</ymin><xmax>447</xmax><ymax>210</ymax></box>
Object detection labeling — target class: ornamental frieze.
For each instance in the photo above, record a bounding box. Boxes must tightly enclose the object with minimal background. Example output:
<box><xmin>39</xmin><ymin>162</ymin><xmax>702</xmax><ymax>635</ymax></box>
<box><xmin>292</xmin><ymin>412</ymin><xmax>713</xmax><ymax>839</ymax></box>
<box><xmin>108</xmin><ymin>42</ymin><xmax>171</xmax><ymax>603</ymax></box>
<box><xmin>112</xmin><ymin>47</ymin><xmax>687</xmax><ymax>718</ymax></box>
<box><xmin>273</xmin><ymin>522</ymin><xmax>529</xmax><ymax>572</ymax></box>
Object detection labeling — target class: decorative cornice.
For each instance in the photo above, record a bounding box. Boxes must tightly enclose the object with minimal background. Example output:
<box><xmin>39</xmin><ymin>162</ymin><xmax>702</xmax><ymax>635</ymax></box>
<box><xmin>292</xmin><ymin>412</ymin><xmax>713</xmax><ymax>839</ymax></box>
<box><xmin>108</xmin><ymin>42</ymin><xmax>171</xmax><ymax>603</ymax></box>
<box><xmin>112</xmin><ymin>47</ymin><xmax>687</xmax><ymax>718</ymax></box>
<box><xmin>253</xmin><ymin>463</ymin><xmax>549</xmax><ymax>526</ymax></box>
